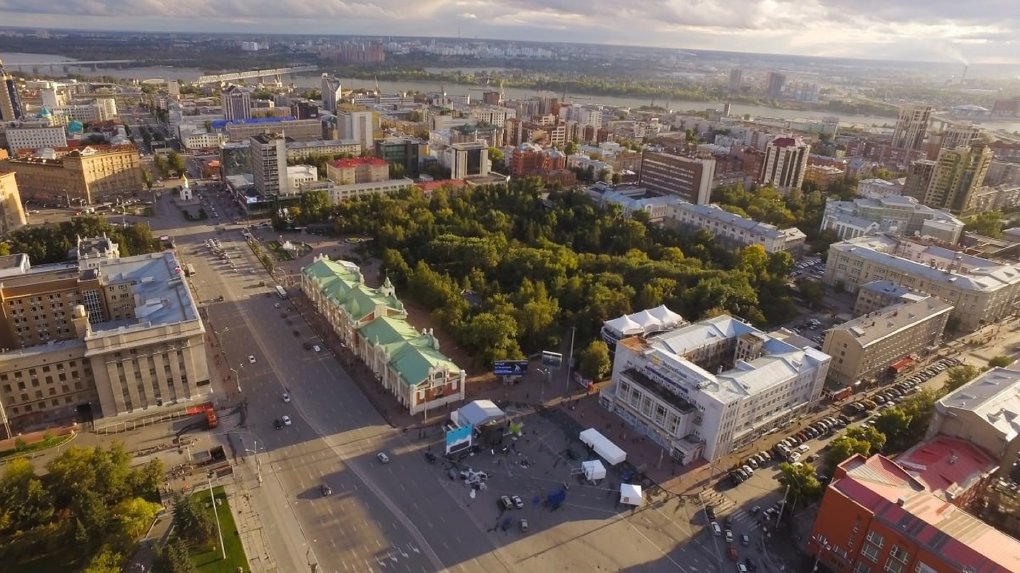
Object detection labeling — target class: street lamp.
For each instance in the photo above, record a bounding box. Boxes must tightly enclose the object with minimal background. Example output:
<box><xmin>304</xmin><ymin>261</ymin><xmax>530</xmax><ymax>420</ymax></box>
<box><xmin>565</xmin><ymin>326</ymin><xmax>576</xmax><ymax>393</ymax></box>
<box><xmin>229</xmin><ymin>367</ymin><xmax>240</xmax><ymax>393</ymax></box>
<box><xmin>538</xmin><ymin>368</ymin><xmax>551</xmax><ymax>404</ymax></box>
<box><xmin>206</xmin><ymin>471</ymin><xmax>226</xmax><ymax>560</ymax></box>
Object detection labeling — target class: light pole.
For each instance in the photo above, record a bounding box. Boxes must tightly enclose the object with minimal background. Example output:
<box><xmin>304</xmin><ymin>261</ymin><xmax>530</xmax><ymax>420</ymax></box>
<box><xmin>206</xmin><ymin>471</ymin><xmax>226</xmax><ymax>560</ymax></box>
<box><xmin>564</xmin><ymin>326</ymin><xmax>576</xmax><ymax>393</ymax></box>
<box><xmin>230</xmin><ymin>367</ymin><xmax>241</xmax><ymax>393</ymax></box>
<box><xmin>538</xmin><ymin>368</ymin><xmax>551</xmax><ymax>404</ymax></box>
<box><xmin>244</xmin><ymin>445</ymin><xmax>263</xmax><ymax>486</ymax></box>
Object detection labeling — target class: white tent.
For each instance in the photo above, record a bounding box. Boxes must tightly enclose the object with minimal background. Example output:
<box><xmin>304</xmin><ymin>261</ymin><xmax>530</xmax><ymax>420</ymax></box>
<box><xmin>582</xmin><ymin>460</ymin><xmax>607</xmax><ymax>482</ymax></box>
<box><xmin>603</xmin><ymin>314</ymin><xmax>644</xmax><ymax>338</ymax></box>
<box><xmin>620</xmin><ymin>483</ymin><xmax>643</xmax><ymax>506</ymax></box>
<box><xmin>579</xmin><ymin>428</ymin><xmax>627</xmax><ymax>466</ymax></box>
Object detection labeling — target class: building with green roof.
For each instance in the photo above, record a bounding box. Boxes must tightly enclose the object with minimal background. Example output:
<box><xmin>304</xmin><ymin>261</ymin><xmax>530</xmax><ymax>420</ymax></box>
<box><xmin>301</xmin><ymin>255</ymin><xmax>465</xmax><ymax>416</ymax></box>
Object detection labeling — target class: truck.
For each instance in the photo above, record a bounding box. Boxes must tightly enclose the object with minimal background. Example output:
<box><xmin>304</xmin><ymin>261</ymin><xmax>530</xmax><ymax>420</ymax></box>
<box><xmin>275</xmin><ymin>285</ymin><xmax>288</xmax><ymax>299</ymax></box>
<box><xmin>828</xmin><ymin>387</ymin><xmax>853</xmax><ymax>403</ymax></box>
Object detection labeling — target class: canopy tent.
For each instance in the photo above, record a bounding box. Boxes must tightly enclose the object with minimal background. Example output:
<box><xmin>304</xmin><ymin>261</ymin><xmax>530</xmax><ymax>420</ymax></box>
<box><xmin>579</xmin><ymin>428</ymin><xmax>627</xmax><ymax>466</ymax></box>
<box><xmin>603</xmin><ymin>314</ymin><xmax>644</xmax><ymax>338</ymax></box>
<box><xmin>620</xmin><ymin>483</ymin><xmax>643</xmax><ymax>506</ymax></box>
<box><xmin>452</xmin><ymin>399</ymin><xmax>505</xmax><ymax>428</ymax></box>
<box><xmin>603</xmin><ymin>305</ymin><xmax>685</xmax><ymax>338</ymax></box>
<box><xmin>582</xmin><ymin>460</ymin><xmax>607</xmax><ymax>482</ymax></box>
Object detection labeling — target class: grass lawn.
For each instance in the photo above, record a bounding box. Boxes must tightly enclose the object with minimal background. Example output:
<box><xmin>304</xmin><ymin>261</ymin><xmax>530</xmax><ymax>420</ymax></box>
<box><xmin>266</xmin><ymin>241</ymin><xmax>294</xmax><ymax>261</ymax></box>
<box><xmin>190</xmin><ymin>486</ymin><xmax>249</xmax><ymax>573</ymax></box>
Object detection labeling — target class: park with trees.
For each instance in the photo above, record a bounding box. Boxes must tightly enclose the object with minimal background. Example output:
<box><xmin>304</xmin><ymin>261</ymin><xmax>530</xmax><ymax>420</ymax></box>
<box><xmin>1</xmin><ymin>215</ymin><xmax>162</xmax><ymax>264</ymax></box>
<box><xmin>330</xmin><ymin>179</ymin><xmax>801</xmax><ymax>371</ymax></box>
<box><xmin>0</xmin><ymin>443</ymin><xmax>163</xmax><ymax>572</ymax></box>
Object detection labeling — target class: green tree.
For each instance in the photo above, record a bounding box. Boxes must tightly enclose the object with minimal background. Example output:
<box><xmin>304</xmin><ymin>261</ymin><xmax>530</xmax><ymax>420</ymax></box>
<box><xmin>83</xmin><ymin>548</ymin><xmax>123</xmax><ymax>573</ymax></box>
<box><xmin>797</xmin><ymin>278</ymin><xmax>826</xmax><ymax>309</ymax></box>
<box><xmin>943</xmin><ymin>365</ymin><xmax>980</xmax><ymax>394</ymax></box>
<box><xmin>166</xmin><ymin>151</ymin><xmax>186</xmax><ymax>176</ymax></box>
<box><xmin>152</xmin><ymin>535</ymin><xmax>196</xmax><ymax>573</ymax></box>
<box><xmin>170</xmin><ymin>494</ymin><xmax>214</xmax><ymax>545</ymax></box>
<box><xmin>578</xmin><ymin>340</ymin><xmax>612</xmax><ymax>381</ymax></box>
<box><xmin>460</xmin><ymin>311</ymin><xmax>522</xmax><ymax>366</ymax></box>
<box><xmin>0</xmin><ymin>457</ymin><xmax>54</xmax><ymax>534</ymax></box>
<box><xmin>989</xmin><ymin>356</ymin><xmax>1013</xmax><ymax>368</ymax></box>
<box><xmin>488</xmin><ymin>147</ymin><xmax>506</xmax><ymax>173</ymax></box>
<box><xmin>845</xmin><ymin>425</ymin><xmax>887</xmax><ymax>453</ymax></box>
<box><xmin>963</xmin><ymin>211</ymin><xmax>1004</xmax><ymax>238</ymax></box>
<box><xmin>777</xmin><ymin>462</ymin><xmax>823</xmax><ymax>507</ymax></box>
<box><xmin>823</xmin><ymin>435</ymin><xmax>871</xmax><ymax>476</ymax></box>
<box><xmin>874</xmin><ymin>407</ymin><xmax>912</xmax><ymax>446</ymax></box>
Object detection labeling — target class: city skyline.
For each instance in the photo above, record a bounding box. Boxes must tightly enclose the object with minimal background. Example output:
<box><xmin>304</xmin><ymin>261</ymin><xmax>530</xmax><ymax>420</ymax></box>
<box><xmin>0</xmin><ymin>0</ymin><xmax>1016</xmax><ymax>64</ymax></box>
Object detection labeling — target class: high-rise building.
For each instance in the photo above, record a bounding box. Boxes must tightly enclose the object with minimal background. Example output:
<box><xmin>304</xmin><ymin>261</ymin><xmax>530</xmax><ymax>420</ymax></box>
<box><xmin>940</xmin><ymin>123</ymin><xmax>980</xmax><ymax>150</ymax></box>
<box><xmin>638</xmin><ymin>151</ymin><xmax>716</xmax><ymax>205</ymax></box>
<box><xmin>760</xmin><ymin>137</ymin><xmax>810</xmax><ymax>192</ymax></box>
<box><xmin>764</xmin><ymin>72</ymin><xmax>785</xmax><ymax>99</ymax></box>
<box><xmin>922</xmin><ymin>141</ymin><xmax>993</xmax><ymax>212</ymax></box>
<box><xmin>729</xmin><ymin>69</ymin><xmax>743</xmax><ymax>93</ymax></box>
<box><xmin>0</xmin><ymin>60</ymin><xmax>24</xmax><ymax>122</ymax></box>
<box><xmin>375</xmin><ymin>137</ymin><xmax>424</xmax><ymax>178</ymax></box>
<box><xmin>444</xmin><ymin>142</ymin><xmax>490</xmax><ymax>179</ymax></box>
<box><xmin>902</xmin><ymin>159</ymin><xmax>937</xmax><ymax>201</ymax></box>
<box><xmin>289</xmin><ymin>100</ymin><xmax>319</xmax><ymax>120</ymax></box>
<box><xmin>890</xmin><ymin>105</ymin><xmax>932</xmax><ymax>151</ymax></box>
<box><xmin>321</xmin><ymin>74</ymin><xmax>343</xmax><ymax>113</ymax></box>
<box><xmin>337</xmin><ymin>110</ymin><xmax>376</xmax><ymax>152</ymax></box>
<box><xmin>0</xmin><ymin>246</ymin><xmax>210</xmax><ymax>433</ymax></box>
<box><xmin>222</xmin><ymin>85</ymin><xmax>251</xmax><ymax>122</ymax></box>
<box><xmin>0</xmin><ymin>171</ymin><xmax>27</xmax><ymax>235</ymax></box>
<box><xmin>249</xmin><ymin>133</ymin><xmax>288</xmax><ymax>196</ymax></box>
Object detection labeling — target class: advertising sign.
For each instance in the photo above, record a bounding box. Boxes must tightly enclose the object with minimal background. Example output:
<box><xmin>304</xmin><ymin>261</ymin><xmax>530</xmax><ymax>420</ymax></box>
<box><xmin>494</xmin><ymin>360</ymin><xmax>529</xmax><ymax>376</ymax></box>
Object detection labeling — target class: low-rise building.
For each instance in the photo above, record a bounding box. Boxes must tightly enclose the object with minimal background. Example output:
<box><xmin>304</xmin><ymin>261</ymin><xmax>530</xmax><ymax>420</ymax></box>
<box><xmin>602</xmin><ymin>314</ymin><xmax>830</xmax><ymax>464</ymax></box>
<box><xmin>823</xmin><ymin>234</ymin><xmax>1020</xmax><ymax>332</ymax></box>
<box><xmin>853</xmin><ymin>280</ymin><xmax>929</xmax><ymax>316</ymax></box>
<box><xmin>0</xmin><ymin>144</ymin><xmax>143</xmax><ymax>204</ymax></box>
<box><xmin>822</xmin><ymin>297</ymin><xmax>952</xmax><ymax>386</ymax></box>
<box><xmin>808</xmin><ymin>437</ymin><xmax>1012</xmax><ymax>573</ymax></box>
<box><xmin>301</xmin><ymin>256</ymin><xmax>465</xmax><ymax>416</ymax></box>
<box><xmin>224</xmin><ymin>118</ymin><xmax>322</xmax><ymax>142</ymax></box>
<box><xmin>857</xmin><ymin>178</ymin><xmax>904</xmax><ymax>197</ymax></box>
<box><xmin>0</xmin><ymin>247</ymin><xmax>209</xmax><ymax>434</ymax></box>
<box><xmin>325</xmin><ymin>156</ymin><xmax>389</xmax><ymax>185</ymax></box>
<box><xmin>928</xmin><ymin>367</ymin><xmax>1020</xmax><ymax>479</ymax></box>
<box><xmin>821</xmin><ymin>195</ymin><xmax>964</xmax><ymax>244</ymax></box>
<box><xmin>667</xmin><ymin>202</ymin><xmax>807</xmax><ymax>254</ymax></box>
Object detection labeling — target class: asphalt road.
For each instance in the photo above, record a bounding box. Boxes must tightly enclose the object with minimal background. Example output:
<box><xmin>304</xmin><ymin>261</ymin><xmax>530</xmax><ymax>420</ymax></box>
<box><xmin>152</xmin><ymin>191</ymin><xmax>512</xmax><ymax>573</ymax></box>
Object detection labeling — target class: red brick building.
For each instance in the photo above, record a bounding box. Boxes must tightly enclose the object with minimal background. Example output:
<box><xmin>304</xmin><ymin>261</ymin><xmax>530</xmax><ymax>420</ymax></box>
<box><xmin>809</xmin><ymin>436</ymin><xmax>1017</xmax><ymax>573</ymax></box>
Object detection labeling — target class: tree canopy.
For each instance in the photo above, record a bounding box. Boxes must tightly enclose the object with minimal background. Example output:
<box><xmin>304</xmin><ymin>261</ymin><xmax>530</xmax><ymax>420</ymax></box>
<box><xmin>5</xmin><ymin>216</ymin><xmax>161</xmax><ymax>265</ymax></box>
<box><xmin>0</xmin><ymin>443</ymin><xmax>163</xmax><ymax>571</ymax></box>
<box><xmin>331</xmin><ymin>182</ymin><xmax>805</xmax><ymax>367</ymax></box>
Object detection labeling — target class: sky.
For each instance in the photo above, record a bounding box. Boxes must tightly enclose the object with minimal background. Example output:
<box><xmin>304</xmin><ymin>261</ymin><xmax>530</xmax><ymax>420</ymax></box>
<box><xmin>0</xmin><ymin>0</ymin><xmax>1017</xmax><ymax>64</ymax></box>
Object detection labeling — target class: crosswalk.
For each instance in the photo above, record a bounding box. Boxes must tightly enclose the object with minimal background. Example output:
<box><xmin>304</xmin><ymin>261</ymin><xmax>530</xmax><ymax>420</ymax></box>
<box><xmin>699</xmin><ymin>489</ymin><xmax>736</xmax><ymax>512</ymax></box>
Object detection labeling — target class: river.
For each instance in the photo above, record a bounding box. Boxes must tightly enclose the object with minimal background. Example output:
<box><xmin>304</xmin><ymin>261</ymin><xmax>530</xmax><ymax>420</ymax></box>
<box><xmin>4</xmin><ymin>51</ymin><xmax>1020</xmax><ymax>132</ymax></box>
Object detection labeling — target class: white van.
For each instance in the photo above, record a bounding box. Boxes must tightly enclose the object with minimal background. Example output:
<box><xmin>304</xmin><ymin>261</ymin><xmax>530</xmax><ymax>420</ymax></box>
<box><xmin>796</xmin><ymin>444</ymin><xmax>811</xmax><ymax>454</ymax></box>
<box><xmin>711</xmin><ymin>522</ymin><xmax>722</xmax><ymax>536</ymax></box>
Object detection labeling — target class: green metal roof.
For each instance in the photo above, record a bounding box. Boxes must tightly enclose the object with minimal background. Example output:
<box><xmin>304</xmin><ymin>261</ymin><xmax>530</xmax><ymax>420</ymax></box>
<box><xmin>359</xmin><ymin>316</ymin><xmax>461</xmax><ymax>387</ymax></box>
<box><xmin>303</xmin><ymin>259</ymin><xmax>459</xmax><ymax>387</ymax></box>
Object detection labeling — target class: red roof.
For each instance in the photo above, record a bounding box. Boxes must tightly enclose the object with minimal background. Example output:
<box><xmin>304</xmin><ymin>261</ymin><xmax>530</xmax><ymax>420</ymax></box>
<box><xmin>770</xmin><ymin>137</ymin><xmax>800</xmax><ymax>147</ymax></box>
<box><xmin>830</xmin><ymin>441</ymin><xmax>1017</xmax><ymax>573</ymax></box>
<box><xmin>416</xmin><ymin>179</ymin><xmax>466</xmax><ymax>192</ymax></box>
<box><xmin>330</xmin><ymin>157</ymin><xmax>388</xmax><ymax>168</ymax></box>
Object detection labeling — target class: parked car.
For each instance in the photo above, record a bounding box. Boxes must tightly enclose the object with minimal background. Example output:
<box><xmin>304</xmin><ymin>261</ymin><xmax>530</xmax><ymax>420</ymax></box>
<box><xmin>499</xmin><ymin>496</ymin><xmax>514</xmax><ymax>511</ymax></box>
<box><xmin>520</xmin><ymin>518</ymin><xmax>529</xmax><ymax>533</ymax></box>
<box><xmin>511</xmin><ymin>495</ymin><xmax>525</xmax><ymax>509</ymax></box>
<box><xmin>320</xmin><ymin>483</ymin><xmax>332</xmax><ymax>496</ymax></box>
<box><xmin>376</xmin><ymin>452</ymin><xmax>390</xmax><ymax>464</ymax></box>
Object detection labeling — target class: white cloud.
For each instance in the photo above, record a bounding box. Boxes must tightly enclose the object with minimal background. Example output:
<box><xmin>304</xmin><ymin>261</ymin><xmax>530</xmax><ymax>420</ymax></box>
<box><xmin>0</xmin><ymin>0</ymin><xmax>1016</xmax><ymax>63</ymax></box>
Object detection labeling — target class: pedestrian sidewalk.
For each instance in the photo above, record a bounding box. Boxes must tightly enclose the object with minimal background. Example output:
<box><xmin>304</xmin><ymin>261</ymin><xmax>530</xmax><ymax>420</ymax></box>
<box><xmin>223</xmin><ymin>468</ymin><xmax>278</xmax><ymax>573</ymax></box>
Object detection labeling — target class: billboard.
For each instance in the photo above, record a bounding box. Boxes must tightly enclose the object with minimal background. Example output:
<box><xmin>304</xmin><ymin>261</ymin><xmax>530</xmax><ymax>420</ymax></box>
<box><xmin>494</xmin><ymin>360</ymin><xmax>529</xmax><ymax>376</ymax></box>
<box><xmin>542</xmin><ymin>351</ymin><xmax>563</xmax><ymax>369</ymax></box>
<box><xmin>444</xmin><ymin>424</ymin><xmax>473</xmax><ymax>455</ymax></box>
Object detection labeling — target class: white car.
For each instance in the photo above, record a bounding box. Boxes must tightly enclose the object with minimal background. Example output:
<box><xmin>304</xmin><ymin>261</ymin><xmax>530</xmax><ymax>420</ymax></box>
<box><xmin>248</xmin><ymin>355</ymin><xmax>256</xmax><ymax>364</ymax></box>
<box><xmin>376</xmin><ymin>452</ymin><xmax>390</xmax><ymax>464</ymax></box>
<box><xmin>282</xmin><ymin>393</ymin><xmax>291</xmax><ymax>403</ymax></box>
<box><xmin>313</xmin><ymin>345</ymin><xmax>321</xmax><ymax>352</ymax></box>
<box><xmin>281</xmin><ymin>415</ymin><xmax>292</xmax><ymax>426</ymax></box>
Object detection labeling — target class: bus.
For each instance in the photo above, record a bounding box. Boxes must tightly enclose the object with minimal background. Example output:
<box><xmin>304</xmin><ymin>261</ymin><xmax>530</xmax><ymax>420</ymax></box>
<box><xmin>275</xmin><ymin>285</ymin><xmax>288</xmax><ymax>299</ymax></box>
<box><xmin>185</xmin><ymin>263</ymin><xmax>196</xmax><ymax>277</ymax></box>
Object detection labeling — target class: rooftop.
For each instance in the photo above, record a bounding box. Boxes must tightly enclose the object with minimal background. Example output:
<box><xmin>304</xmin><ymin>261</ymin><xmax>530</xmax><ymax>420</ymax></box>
<box><xmin>329</xmin><ymin>157</ymin><xmax>388</xmax><ymax>168</ymax></box>
<box><xmin>89</xmin><ymin>252</ymin><xmax>200</xmax><ymax>332</ymax></box>
<box><xmin>936</xmin><ymin>367</ymin><xmax>1020</xmax><ymax>445</ymax></box>
<box><xmin>674</xmin><ymin>202</ymin><xmax>806</xmax><ymax>240</ymax></box>
<box><xmin>834</xmin><ymin>449</ymin><xmax>1019</xmax><ymax>573</ymax></box>
<box><xmin>896</xmin><ymin>435</ymin><xmax>998</xmax><ymax>500</ymax></box>
<box><xmin>831</xmin><ymin>234</ymin><xmax>1020</xmax><ymax>292</ymax></box>
<box><xmin>827</xmin><ymin>297</ymin><xmax>952</xmax><ymax>347</ymax></box>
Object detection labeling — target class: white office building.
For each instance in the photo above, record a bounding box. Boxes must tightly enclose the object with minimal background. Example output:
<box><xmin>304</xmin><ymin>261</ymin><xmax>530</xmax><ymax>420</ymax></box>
<box><xmin>5</xmin><ymin>126</ymin><xmax>67</xmax><ymax>153</ymax></box>
<box><xmin>337</xmin><ymin>110</ymin><xmax>376</xmax><ymax>152</ymax></box>
<box><xmin>602</xmin><ymin>315</ymin><xmax>831</xmax><ymax>464</ymax></box>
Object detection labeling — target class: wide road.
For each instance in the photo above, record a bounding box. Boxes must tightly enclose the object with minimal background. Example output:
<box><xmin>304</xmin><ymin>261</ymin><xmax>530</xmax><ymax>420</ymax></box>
<box><xmin>151</xmin><ymin>191</ymin><xmax>512</xmax><ymax>573</ymax></box>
